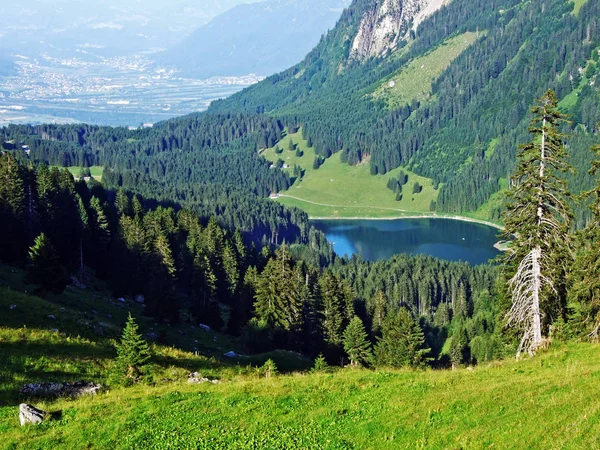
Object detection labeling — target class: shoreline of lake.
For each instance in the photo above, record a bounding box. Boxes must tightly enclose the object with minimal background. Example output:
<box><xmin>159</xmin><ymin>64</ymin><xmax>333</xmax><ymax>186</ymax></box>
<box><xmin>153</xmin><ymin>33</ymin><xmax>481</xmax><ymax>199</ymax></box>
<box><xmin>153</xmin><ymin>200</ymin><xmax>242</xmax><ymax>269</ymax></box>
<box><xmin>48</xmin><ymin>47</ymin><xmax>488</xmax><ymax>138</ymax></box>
<box><xmin>310</xmin><ymin>214</ymin><xmax>504</xmax><ymax>231</ymax></box>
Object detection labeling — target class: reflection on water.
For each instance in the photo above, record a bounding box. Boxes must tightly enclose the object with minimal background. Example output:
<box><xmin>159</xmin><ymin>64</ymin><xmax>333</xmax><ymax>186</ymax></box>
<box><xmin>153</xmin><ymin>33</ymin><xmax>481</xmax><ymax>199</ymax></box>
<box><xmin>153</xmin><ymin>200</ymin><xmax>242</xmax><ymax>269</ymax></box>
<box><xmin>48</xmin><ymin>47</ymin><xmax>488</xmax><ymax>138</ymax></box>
<box><xmin>312</xmin><ymin>218</ymin><xmax>500</xmax><ymax>265</ymax></box>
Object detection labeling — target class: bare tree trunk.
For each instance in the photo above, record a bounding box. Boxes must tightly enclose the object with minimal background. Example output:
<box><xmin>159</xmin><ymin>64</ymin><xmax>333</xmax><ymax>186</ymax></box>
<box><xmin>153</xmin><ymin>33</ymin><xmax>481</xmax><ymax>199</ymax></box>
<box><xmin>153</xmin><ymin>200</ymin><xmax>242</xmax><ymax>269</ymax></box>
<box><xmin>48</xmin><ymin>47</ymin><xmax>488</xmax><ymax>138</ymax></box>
<box><xmin>531</xmin><ymin>245</ymin><xmax>543</xmax><ymax>347</ymax></box>
<box><xmin>507</xmin><ymin>247</ymin><xmax>548</xmax><ymax>358</ymax></box>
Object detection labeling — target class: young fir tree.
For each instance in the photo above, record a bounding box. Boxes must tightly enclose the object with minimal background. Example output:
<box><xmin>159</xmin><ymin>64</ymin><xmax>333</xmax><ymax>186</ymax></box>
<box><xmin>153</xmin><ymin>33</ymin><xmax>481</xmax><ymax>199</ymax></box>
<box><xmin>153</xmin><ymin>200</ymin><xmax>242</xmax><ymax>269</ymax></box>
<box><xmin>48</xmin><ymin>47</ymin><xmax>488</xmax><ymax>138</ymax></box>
<box><xmin>27</xmin><ymin>233</ymin><xmax>67</xmax><ymax>294</ymax></box>
<box><xmin>502</xmin><ymin>90</ymin><xmax>573</xmax><ymax>357</ymax></box>
<box><xmin>569</xmin><ymin>141</ymin><xmax>600</xmax><ymax>339</ymax></box>
<box><xmin>374</xmin><ymin>309</ymin><xmax>431</xmax><ymax>369</ymax></box>
<box><xmin>115</xmin><ymin>313</ymin><xmax>151</xmax><ymax>383</ymax></box>
<box><xmin>343</xmin><ymin>316</ymin><xmax>372</xmax><ymax>366</ymax></box>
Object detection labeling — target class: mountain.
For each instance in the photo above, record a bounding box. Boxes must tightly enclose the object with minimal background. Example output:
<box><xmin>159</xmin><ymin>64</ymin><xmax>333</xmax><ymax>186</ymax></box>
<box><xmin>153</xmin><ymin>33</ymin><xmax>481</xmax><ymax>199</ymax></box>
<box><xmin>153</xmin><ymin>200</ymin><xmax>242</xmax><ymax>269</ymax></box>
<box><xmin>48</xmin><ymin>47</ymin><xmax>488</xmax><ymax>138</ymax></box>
<box><xmin>211</xmin><ymin>0</ymin><xmax>600</xmax><ymax>224</ymax></box>
<box><xmin>161</xmin><ymin>0</ymin><xmax>351</xmax><ymax>78</ymax></box>
<box><xmin>0</xmin><ymin>0</ymin><xmax>261</xmax><ymax>58</ymax></box>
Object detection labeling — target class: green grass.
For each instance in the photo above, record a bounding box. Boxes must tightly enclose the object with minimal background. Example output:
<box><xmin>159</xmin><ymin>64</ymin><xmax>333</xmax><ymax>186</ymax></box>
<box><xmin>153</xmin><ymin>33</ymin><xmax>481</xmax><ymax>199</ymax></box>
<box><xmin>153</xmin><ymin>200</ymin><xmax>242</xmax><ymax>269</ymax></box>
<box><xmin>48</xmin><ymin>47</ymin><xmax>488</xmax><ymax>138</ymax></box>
<box><xmin>371</xmin><ymin>32</ymin><xmax>479</xmax><ymax>109</ymax></box>
<box><xmin>2</xmin><ymin>340</ymin><xmax>600</xmax><ymax>448</ymax></box>
<box><xmin>263</xmin><ymin>130</ymin><xmax>438</xmax><ymax>218</ymax></box>
<box><xmin>558</xmin><ymin>55</ymin><xmax>597</xmax><ymax>112</ymax></box>
<box><xmin>571</xmin><ymin>0</ymin><xmax>588</xmax><ymax>15</ymax></box>
<box><xmin>3</xmin><ymin>265</ymin><xmax>600</xmax><ymax>448</ymax></box>
<box><xmin>51</xmin><ymin>166</ymin><xmax>104</xmax><ymax>181</ymax></box>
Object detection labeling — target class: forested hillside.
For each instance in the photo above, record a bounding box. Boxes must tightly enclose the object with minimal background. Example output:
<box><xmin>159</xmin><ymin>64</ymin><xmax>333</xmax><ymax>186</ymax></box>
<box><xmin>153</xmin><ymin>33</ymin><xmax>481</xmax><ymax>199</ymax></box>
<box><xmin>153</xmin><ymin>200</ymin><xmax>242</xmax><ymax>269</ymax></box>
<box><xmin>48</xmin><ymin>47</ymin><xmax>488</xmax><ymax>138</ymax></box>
<box><xmin>211</xmin><ymin>0</ymin><xmax>600</xmax><ymax>222</ymax></box>
<box><xmin>0</xmin><ymin>156</ymin><xmax>498</xmax><ymax>364</ymax></box>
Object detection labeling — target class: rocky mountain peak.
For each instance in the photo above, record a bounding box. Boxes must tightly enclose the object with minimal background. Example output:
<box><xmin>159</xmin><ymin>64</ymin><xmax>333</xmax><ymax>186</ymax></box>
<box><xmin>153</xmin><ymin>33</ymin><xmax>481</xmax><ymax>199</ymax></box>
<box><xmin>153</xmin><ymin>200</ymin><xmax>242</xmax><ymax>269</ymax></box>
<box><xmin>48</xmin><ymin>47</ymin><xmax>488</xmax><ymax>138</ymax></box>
<box><xmin>349</xmin><ymin>0</ymin><xmax>445</xmax><ymax>61</ymax></box>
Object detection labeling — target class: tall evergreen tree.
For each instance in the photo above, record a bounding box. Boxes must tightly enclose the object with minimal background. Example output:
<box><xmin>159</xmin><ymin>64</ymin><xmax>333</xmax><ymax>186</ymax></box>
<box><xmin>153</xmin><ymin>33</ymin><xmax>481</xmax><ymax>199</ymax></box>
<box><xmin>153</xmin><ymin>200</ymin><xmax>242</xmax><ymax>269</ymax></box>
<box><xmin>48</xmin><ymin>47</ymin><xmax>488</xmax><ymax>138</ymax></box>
<box><xmin>374</xmin><ymin>309</ymin><xmax>431</xmax><ymax>369</ymax></box>
<box><xmin>27</xmin><ymin>233</ymin><xmax>67</xmax><ymax>294</ymax></box>
<box><xmin>502</xmin><ymin>90</ymin><xmax>574</xmax><ymax>357</ymax></box>
<box><xmin>343</xmin><ymin>316</ymin><xmax>372</xmax><ymax>366</ymax></box>
<box><xmin>569</xmin><ymin>140</ymin><xmax>600</xmax><ymax>339</ymax></box>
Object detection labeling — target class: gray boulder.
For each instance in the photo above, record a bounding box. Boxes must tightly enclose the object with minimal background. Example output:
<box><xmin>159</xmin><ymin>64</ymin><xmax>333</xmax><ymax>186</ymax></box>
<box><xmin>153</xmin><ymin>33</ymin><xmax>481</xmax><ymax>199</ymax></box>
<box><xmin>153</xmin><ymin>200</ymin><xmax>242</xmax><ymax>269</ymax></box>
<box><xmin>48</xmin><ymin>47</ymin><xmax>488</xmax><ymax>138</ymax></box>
<box><xmin>19</xmin><ymin>404</ymin><xmax>46</xmax><ymax>426</ymax></box>
<box><xmin>20</xmin><ymin>381</ymin><xmax>101</xmax><ymax>398</ymax></box>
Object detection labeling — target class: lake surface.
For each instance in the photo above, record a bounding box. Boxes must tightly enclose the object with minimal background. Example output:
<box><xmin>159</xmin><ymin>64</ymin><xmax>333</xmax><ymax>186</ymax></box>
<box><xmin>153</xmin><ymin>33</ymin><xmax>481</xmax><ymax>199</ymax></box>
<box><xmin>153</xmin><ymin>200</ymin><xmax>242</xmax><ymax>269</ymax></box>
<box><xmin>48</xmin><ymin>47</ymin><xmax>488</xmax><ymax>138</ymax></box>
<box><xmin>311</xmin><ymin>218</ymin><xmax>501</xmax><ymax>265</ymax></box>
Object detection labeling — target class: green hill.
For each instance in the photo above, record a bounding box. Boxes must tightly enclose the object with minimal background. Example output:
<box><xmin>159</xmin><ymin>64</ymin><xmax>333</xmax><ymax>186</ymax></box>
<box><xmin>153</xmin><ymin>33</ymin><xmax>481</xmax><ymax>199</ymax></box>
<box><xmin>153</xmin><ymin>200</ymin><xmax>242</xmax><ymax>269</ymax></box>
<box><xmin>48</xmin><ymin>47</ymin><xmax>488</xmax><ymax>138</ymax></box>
<box><xmin>262</xmin><ymin>129</ymin><xmax>438</xmax><ymax>218</ymax></box>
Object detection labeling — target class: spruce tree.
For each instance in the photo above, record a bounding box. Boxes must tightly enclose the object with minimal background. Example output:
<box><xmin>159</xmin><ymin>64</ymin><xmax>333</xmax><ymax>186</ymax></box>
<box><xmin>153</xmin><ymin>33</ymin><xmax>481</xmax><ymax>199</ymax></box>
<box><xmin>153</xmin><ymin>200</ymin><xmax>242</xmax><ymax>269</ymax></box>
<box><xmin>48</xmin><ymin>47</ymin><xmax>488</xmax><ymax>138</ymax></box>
<box><xmin>569</xmin><ymin>141</ymin><xmax>600</xmax><ymax>339</ymax></box>
<box><xmin>115</xmin><ymin>313</ymin><xmax>151</xmax><ymax>383</ymax></box>
<box><xmin>343</xmin><ymin>316</ymin><xmax>372</xmax><ymax>366</ymax></box>
<box><xmin>374</xmin><ymin>309</ymin><xmax>430</xmax><ymax>369</ymax></box>
<box><xmin>502</xmin><ymin>90</ymin><xmax>573</xmax><ymax>357</ymax></box>
<box><xmin>27</xmin><ymin>233</ymin><xmax>67</xmax><ymax>294</ymax></box>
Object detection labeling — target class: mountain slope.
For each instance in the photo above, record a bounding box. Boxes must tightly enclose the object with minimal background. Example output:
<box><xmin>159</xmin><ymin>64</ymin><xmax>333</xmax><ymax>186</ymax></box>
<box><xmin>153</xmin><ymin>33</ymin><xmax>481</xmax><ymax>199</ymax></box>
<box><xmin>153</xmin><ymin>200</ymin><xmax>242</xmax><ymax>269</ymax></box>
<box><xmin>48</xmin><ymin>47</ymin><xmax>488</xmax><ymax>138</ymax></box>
<box><xmin>161</xmin><ymin>0</ymin><xmax>351</xmax><ymax>78</ymax></box>
<box><xmin>210</xmin><ymin>0</ymin><xmax>600</xmax><ymax>223</ymax></box>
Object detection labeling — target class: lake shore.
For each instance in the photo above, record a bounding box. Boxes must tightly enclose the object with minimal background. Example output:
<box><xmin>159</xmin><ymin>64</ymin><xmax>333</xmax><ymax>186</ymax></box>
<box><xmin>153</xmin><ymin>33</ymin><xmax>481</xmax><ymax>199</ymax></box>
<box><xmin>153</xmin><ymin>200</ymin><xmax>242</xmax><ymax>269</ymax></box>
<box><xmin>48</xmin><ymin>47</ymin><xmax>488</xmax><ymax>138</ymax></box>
<box><xmin>310</xmin><ymin>214</ymin><xmax>505</xmax><ymax>230</ymax></box>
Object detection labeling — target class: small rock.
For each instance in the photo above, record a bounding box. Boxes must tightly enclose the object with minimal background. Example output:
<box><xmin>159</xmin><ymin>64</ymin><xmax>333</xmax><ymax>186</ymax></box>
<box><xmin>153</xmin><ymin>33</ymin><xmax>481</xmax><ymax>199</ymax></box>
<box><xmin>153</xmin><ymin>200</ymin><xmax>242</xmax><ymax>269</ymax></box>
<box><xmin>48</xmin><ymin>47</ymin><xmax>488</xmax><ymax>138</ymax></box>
<box><xmin>19</xmin><ymin>404</ymin><xmax>46</xmax><ymax>426</ymax></box>
<box><xmin>9</xmin><ymin>304</ymin><xmax>17</xmax><ymax>310</ymax></box>
<box><xmin>198</xmin><ymin>323</ymin><xmax>211</xmax><ymax>332</ymax></box>
<box><xmin>212</xmin><ymin>336</ymin><xmax>217</xmax><ymax>343</ymax></box>
<box><xmin>194</xmin><ymin>339</ymin><xmax>198</xmax><ymax>343</ymax></box>
<box><xmin>135</xmin><ymin>295</ymin><xmax>145</xmax><ymax>304</ymax></box>
<box><xmin>60</xmin><ymin>307</ymin><xmax>65</xmax><ymax>311</ymax></box>
<box><xmin>223</xmin><ymin>351</ymin><xmax>237</xmax><ymax>358</ymax></box>
<box><xmin>117</xmin><ymin>297</ymin><xmax>126</xmax><ymax>303</ymax></box>
<box><xmin>47</xmin><ymin>315</ymin><xmax>56</xmax><ymax>320</ymax></box>
<box><xmin>177</xmin><ymin>330</ymin><xmax>184</xmax><ymax>335</ymax></box>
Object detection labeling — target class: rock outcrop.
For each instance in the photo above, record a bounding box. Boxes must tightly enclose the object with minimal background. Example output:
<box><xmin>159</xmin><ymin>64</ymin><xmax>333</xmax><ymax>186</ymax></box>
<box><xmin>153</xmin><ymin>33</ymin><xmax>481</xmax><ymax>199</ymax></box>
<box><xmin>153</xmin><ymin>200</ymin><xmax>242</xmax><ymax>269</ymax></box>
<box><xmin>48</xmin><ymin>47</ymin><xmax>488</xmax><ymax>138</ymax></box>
<box><xmin>19</xmin><ymin>404</ymin><xmax>46</xmax><ymax>426</ymax></box>
<box><xmin>349</xmin><ymin>0</ymin><xmax>443</xmax><ymax>61</ymax></box>
<box><xmin>20</xmin><ymin>381</ymin><xmax>101</xmax><ymax>398</ymax></box>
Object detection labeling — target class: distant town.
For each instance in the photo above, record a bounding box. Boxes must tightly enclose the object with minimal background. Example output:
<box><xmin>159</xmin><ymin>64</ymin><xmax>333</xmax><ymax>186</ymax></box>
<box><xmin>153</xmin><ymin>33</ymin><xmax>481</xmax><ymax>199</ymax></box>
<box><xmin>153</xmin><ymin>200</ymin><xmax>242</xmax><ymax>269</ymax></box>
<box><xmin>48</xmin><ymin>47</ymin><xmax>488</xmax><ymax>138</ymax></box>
<box><xmin>0</xmin><ymin>54</ymin><xmax>264</xmax><ymax>127</ymax></box>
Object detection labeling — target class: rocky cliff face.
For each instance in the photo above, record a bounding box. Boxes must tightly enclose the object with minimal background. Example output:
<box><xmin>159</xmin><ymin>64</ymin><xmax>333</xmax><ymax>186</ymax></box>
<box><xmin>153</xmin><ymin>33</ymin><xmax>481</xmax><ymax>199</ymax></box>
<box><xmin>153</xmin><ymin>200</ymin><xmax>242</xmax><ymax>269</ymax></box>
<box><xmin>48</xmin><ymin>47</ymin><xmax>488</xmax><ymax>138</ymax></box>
<box><xmin>349</xmin><ymin>0</ymin><xmax>443</xmax><ymax>61</ymax></box>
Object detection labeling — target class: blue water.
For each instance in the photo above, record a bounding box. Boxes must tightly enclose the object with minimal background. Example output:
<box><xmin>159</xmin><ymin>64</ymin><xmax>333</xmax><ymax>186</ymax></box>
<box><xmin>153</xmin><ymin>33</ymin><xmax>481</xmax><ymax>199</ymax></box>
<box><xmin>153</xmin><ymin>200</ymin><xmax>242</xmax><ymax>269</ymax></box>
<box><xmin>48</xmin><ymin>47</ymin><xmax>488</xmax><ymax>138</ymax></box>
<box><xmin>312</xmin><ymin>218</ymin><xmax>501</xmax><ymax>265</ymax></box>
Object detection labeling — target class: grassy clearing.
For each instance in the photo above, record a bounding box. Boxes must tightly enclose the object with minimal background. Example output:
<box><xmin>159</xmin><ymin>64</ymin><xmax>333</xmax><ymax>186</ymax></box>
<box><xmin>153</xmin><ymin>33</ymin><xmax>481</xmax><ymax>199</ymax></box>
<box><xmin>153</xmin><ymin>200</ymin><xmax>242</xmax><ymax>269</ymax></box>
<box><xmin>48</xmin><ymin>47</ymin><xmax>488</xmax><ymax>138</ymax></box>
<box><xmin>371</xmin><ymin>32</ymin><xmax>479</xmax><ymax>109</ymax></box>
<box><xmin>571</xmin><ymin>0</ymin><xmax>588</xmax><ymax>15</ymax></box>
<box><xmin>2</xmin><ymin>340</ymin><xmax>600</xmax><ymax>448</ymax></box>
<box><xmin>263</xmin><ymin>130</ymin><xmax>438</xmax><ymax>218</ymax></box>
<box><xmin>558</xmin><ymin>55</ymin><xmax>596</xmax><ymax>111</ymax></box>
<box><xmin>51</xmin><ymin>166</ymin><xmax>104</xmax><ymax>181</ymax></box>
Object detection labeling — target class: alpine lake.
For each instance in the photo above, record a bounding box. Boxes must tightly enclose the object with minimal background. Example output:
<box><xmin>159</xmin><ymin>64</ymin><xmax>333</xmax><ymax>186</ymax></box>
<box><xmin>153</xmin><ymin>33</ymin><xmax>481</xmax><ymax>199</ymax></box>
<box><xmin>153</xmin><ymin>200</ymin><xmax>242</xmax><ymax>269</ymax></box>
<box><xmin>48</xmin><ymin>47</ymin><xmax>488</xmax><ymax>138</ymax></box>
<box><xmin>311</xmin><ymin>218</ymin><xmax>502</xmax><ymax>265</ymax></box>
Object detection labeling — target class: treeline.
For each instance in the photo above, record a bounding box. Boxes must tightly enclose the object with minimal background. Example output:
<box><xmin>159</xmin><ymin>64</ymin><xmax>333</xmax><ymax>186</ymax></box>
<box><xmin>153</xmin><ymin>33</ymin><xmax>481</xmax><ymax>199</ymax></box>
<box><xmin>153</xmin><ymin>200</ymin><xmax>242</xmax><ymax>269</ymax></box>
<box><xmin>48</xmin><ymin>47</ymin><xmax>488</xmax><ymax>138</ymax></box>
<box><xmin>1</xmin><ymin>155</ymin><xmax>505</xmax><ymax>367</ymax></box>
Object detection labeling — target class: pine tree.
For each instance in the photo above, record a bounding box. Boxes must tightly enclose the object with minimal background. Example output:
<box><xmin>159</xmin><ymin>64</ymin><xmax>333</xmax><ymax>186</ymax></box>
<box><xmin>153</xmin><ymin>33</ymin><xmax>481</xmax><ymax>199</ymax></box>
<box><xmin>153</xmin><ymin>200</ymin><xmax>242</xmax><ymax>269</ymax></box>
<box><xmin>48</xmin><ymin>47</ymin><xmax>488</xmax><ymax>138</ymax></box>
<box><xmin>343</xmin><ymin>316</ymin><xmax>372</xmax><ymax>366</ymax></box>
<box><xmin>311</xmin><ymin>353</ymin><xmax>329</xmax><ymax>373</ymax></box>
<box><xmin>374</xmin><ymin>309</ymin><xmax>431</xmax><ymax>369</ymax></box>
<box><xmin>0</xmin><ymin>154</ymin><xmax>26</xmax><ymax>260</ymax></box>
<box><xmin>569</xmin><ymin>141</ymin><xmax>600</xmax><ymax>339</ymax></box>
<box><xmin>27</xmin><ymin>233</ymin><xmax>67</xmax><ymax>294</ymax></box>
<box><xmin>115</xmin><ymin>313</ymin><xmax>151</xmax><ymax>383</ymax></box>
<box><xmin>319</xmin><ymin>271</ymin><xmax>353</xmax><ymax>347</ymax></box>
<box><xmin>502</xmin><ymin>90</ymin><xmax>573</xmax><ymax>357</ymax></box>
<box><xmin>370</xmin><ymin>290</ymin><xmax>387</xmax><ymax>333</ymax></box>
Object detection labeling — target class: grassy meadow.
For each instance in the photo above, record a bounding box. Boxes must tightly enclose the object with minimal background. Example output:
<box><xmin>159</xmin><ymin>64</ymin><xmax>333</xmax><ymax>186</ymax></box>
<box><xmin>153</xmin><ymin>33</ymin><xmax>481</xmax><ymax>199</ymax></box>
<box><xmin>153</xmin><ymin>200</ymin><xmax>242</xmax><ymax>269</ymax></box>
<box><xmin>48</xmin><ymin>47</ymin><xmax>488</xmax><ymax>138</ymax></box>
<box><xmin>371</xmin><ymin>32</ymin><xmax>479</xmax><ymax>109</ymax></box>
<box><xmin>50</xmin><ymin>166</ymin><xmax>104</xmax><ymax>181</ymax></box>
<box><xmin>262</xmin><ymin>129</ymin><xmax>439</xmax><ymax>218</ymax></box>
<box><xmin>2</xmin><ymin>264</ymin><xmax>600</xmax><ymax>448</ymax></box>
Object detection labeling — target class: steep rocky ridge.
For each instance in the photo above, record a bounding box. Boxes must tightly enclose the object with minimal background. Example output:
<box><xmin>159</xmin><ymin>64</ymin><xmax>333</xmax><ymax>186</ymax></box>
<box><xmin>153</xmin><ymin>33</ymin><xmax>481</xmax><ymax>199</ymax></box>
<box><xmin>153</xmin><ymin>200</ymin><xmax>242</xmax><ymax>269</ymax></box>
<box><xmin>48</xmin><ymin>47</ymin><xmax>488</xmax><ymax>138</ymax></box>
<box><xmin>349</xmin><ymin>0</ymin><xmax>447</xmax><ymax>61</ymax></box>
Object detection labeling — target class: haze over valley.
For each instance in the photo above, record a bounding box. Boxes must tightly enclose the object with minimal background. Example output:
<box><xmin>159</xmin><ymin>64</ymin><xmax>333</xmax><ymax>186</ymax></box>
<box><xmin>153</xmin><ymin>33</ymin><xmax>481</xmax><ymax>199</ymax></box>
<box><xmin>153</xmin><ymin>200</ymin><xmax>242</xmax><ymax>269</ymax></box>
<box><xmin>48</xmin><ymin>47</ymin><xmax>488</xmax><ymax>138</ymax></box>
<box><xmin>0</xmin><ymin>0</ymin><xmax>346</xmax><ymax>126</ymax></box>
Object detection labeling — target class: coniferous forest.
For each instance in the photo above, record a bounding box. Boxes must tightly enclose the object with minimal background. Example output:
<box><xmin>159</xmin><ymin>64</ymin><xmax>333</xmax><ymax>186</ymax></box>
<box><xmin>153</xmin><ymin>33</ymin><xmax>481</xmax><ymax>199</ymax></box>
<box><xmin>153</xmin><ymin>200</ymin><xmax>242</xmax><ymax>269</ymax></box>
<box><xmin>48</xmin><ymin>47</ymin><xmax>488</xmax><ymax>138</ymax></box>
<box><xmin>3</xmin><ymin>0</ymin><xmax>600</xmax><ymax>446</ymax></box>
